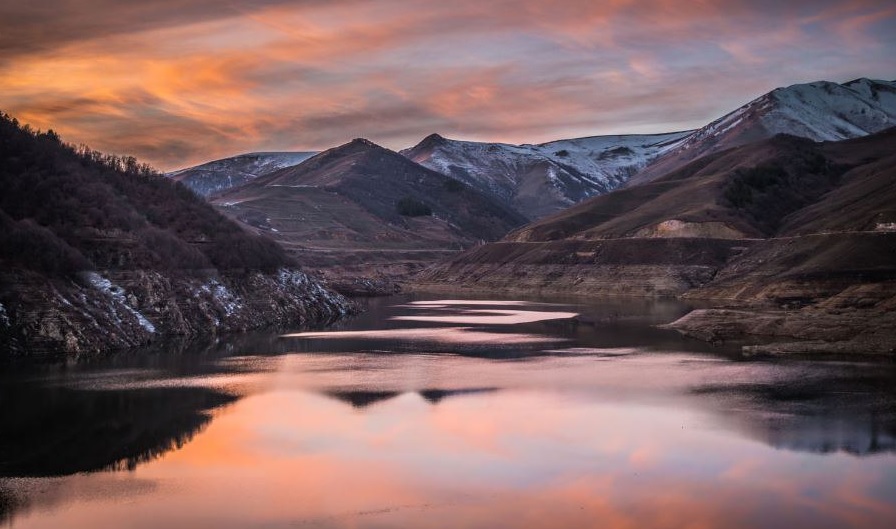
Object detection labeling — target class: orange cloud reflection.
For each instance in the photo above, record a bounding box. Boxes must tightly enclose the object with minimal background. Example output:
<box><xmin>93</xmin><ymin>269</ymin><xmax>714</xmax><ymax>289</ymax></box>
<box><xmin>10</xmin><ymin>381</ymin><xmax>896</xmax><ymax>529</ymax></box>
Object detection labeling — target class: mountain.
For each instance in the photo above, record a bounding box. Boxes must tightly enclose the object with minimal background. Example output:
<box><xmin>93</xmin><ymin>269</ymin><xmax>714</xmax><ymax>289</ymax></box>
<box><xmin>168</xmin><ymin>151</ymin><xmax>317</xmax><ymax>197</ymax></box>
<box><xmin>416</xmin><ymin>128</ymin><xmax>896</xmax><ymax>354</ymax></box>
<box><xmin>628</xmin><ymin>78</ymin><xmax>896</xmax><ymax>186</ymax></box>
<box><xmin>401</xmin><ymin>79</ymin><xmax>896</xmax><ymax>220</ymax></box>
<box><xmin>171</xmin><ymin>79</ymin><xmax>894</xmax><ymax>222</ymax></box>
<box><xmin>508</xmin><ymin>134</ymin><xmax>852</xmax><ymax>242</ymax></box>
<box><xmin>211</xmin><ymin>138</ymin><xmax>527</xmax><ymax>292</ymax></box>
<box><xmin>402</xmin><ymin>131</ymin><xmax>691</xmax><ymax>220</ymax></box>
<box><xmin>0</xmin><ymin>112</ymin><xmax>349</xmax><ymax>356</ymax></box>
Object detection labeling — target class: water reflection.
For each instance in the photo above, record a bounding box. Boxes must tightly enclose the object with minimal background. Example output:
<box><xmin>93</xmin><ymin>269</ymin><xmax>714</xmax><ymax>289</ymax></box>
<box><xmin>322</xmin><ymin>390</ymin><xmax>403</xmax><ymax>409</ymax></box>
<box><xmin>1</xmin><ymin>296</ymin><xmax>895</xmax><ymax>528</ymax></box>
<box><xmin>693</xmin><ymin>379</ymin><xmax>896</xmax><ymax>456</ymax></box>
<box><xmin>281</xmin><ymin>327</ymin><xmax>566</xmax><ymax>345</ymax></box>
<box><xmin>418</xmin><ymin>387</ymin><xmax>499</xmax><ymax>404</ymax></box>
<box><xmin>0</xmin><ymin>382</ymin><xmax>235</xmax><ymax>477</ymax></box>
<box><xmin>390</xmin><ymin>307</ymin><xmax>580</xmax><ymax>325</ymax></box>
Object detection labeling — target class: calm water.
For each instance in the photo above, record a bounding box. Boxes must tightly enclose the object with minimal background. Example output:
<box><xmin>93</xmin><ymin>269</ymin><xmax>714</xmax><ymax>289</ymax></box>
<box><xmin>2</xmin><ymin>295</ymin><xmax>895</xmax><ymax>528</ymax></box>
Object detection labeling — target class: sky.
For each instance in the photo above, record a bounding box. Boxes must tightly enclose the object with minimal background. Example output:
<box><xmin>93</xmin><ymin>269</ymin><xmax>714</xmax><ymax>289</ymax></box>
<box><xmin>1</xmin><ymin>0</ymin><xmax>894</xmax><ymax>171</ymax></box>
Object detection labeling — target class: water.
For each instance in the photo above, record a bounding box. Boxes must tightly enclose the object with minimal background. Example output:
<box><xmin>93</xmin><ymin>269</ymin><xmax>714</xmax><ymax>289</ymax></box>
<box><xmin>2</xmin><ymin>295</ymin><xmax>895</xmax><ymax>528</ymax></box>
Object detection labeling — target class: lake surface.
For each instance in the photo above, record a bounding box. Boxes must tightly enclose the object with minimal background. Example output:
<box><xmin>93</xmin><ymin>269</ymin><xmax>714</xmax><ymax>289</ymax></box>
<box><xmin>2</xmin><ymin>295</ymin><xmax>895</xmax><ymax>528</ymax></box>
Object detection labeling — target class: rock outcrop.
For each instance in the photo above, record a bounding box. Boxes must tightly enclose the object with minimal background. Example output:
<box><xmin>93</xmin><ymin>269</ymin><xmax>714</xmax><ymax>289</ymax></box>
<box><xmin>0</xmin><ymin>268</ymin><xmax>350</xmax><ymax>357</ymax></box>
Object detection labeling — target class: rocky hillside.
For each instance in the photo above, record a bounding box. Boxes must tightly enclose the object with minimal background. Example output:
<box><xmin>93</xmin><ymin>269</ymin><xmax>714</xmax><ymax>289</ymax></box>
<box><xmin>167</xmin><ymin>151</ymin><xmax>316</xmax><ymax>197</ymax></box>
<box><xmin>211</xmin><ymin>138</ymin><xmax>527</xmax><ymax>292</ymax></box>
<box><xmin>0</xmin><ymin>112</ymin><xmax>349</xmax><ymax>357</ymax></box>
<box><xmin>416</xmin><ymin>128</ymin><xmax>896</xmax><ymax>354</ymax></box>
<box><xmin>507</xmin><ymin>133</ymin><xmax>857</xmax><ymax>242</ymax></box>
<box><xmin>402</xmin><ymin>131</ymin><xmax>691</xmax><ymax>220</ymax></box>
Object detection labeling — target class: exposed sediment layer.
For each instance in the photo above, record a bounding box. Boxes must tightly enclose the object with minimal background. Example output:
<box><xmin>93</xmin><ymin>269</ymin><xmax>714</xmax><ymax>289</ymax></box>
<box><xmin>414</xmin><ymin>238</ymin><xmax>750</xmax><ymax>297</ymax></box>
<box><xmin>413</xmin><ymin>233</ymin><xmax>896</xmax><ymax>354</ymax></box>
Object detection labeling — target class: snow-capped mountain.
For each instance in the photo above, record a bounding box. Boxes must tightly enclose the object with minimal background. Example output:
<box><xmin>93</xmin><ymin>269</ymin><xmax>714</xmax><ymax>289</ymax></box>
<box><xmin>629</xmin><ymin>78</ymin><xmax>896</xmax><ymax>185</ymax></box>
<box><xmin>167</xmin><ymin>151</ymin><xmax>317</xmax><ymax>197</ymax></box>
<box><xmin>401</xmin><ymin>131</ymin><xmax>692</xmax><ymax>220</ymax></box>
<box><xmin>169</xmin><ymin>78</ymin><xmax>895</xmax><ymax>219</ymax></box>
<box><xmin>405</xmin><ymin>78</ymin><xmax>896</xmax><ymax>214</ymax></box>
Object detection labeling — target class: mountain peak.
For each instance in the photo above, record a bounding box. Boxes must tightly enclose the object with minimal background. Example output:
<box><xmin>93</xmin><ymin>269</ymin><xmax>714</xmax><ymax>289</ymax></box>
<box><xmin>420</xmin><ymin>133</ymin><xmax>447</xmax><ymax>144</ymax></box>
<box><xmin>401</xmin><ymin>133</ymin><xmax>449</xmax><ymax>159</ymax></box>
<box><xmin>347</xmin><ymin>137</ymin><xmax>378</xmax><ymax>148</ymax></box>
<box><xmin>319</xmin><ymin>137</ymin><xmax>389</xmax><ymax>158</ymax></box>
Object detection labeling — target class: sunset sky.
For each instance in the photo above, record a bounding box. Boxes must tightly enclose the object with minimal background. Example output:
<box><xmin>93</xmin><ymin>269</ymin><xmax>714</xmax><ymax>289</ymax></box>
<box><xmin>1</xmin><ymin>0</ymin><xmax>894</xmax><ymax>170</ymax></box>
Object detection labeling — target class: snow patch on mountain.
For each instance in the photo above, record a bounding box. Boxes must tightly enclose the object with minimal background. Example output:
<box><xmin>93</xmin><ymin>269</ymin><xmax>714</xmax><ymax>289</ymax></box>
<box><xmin>167</xmin><ymin>151</ymin><xmax>317</xmax><ymax>197</ymax></box>
<box><xmin>402</xmin><ymin>131</ymin><xmax>691</xmax><ymax>219</ymax></box>
<box><xmin>677</xmin><ymin>78</ymin><xmax>896</xmax><ymax>154</ymax></box>
<box><xmin>628</xmin><ymin>78</ymin><xmax>896</xmax><ymax>186</ymax></box>
<box><xmin>86</xmin><ymin>272</ymin><xmax>156</xmax><ymax>333</ymax></box>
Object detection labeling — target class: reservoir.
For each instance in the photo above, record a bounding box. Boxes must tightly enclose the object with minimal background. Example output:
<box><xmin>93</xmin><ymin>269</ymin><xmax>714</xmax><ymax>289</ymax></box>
<box><xmin>2</xmin><ymin>295</ymin><xmax>894</xmax><ymax>528</ymax></box>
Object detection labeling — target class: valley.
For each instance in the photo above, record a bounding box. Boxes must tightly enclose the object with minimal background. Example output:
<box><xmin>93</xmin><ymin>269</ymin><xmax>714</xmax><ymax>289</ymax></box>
<box><xmin>5</xmin><ymin>5</ymin><xmax>896</xmax><ymax>528</ymax></box>
<box><xmin>3</xmin><ymin>78</ymin><xmax>896</xmax><ymax>357</ymax></box>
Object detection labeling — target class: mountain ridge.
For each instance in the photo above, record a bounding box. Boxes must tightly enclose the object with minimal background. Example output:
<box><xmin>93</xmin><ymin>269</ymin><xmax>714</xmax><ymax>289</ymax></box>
<box><xmin>169</xmin><ymin>78</ymin><xmax>896</xmax><ymax>223</ymax></box>
<box><xmin>168</xmin><ymin>151</ymin><xmax>317</xmax><ymax>197</ymax></box>
<box><xmin>401</xmin><ymin>130</ymin><xmax>693</xmax><ymax>220</ymax></box>
<box><xmin>628</xmin><ymin>78</ymin><xmax>896</xmax><ymax>186</ymax></box>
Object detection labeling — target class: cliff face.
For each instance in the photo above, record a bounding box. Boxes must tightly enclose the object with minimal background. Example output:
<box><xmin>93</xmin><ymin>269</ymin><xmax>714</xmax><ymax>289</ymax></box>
<box><xmin>0</xmin><ymin>268</ymin><xmax>350</xmax><ymax>356</ymax></box>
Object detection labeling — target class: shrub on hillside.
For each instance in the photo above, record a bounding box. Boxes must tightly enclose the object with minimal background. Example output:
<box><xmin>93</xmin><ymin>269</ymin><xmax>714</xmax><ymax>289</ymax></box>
<box><xmin>0</xmin><ymin>215</ymin><xmax>93</xmax><ymax>276</ymax></box>
<box><xmin>396</xmin><ymin>196</ymin><xmax>432</xmax><ymax>217</ymax></box>
<box><xmin>204</xmin><ymin>232</ymin><xmax>293</xmax><ymax>272</ymax></box>
<box><xmin>443</xmin><ymin>178</ymin><xmax>465</xmax><ymax>192</ymax></box>
<box><xmin>0</xmin><ymin>111</ymin><xmax>294</xmax><ymax>275</ymax></box>
<box><xmin>721</xmin><ymin>152</ymin><xmax>846</xmax><ymax>235</ymax></box>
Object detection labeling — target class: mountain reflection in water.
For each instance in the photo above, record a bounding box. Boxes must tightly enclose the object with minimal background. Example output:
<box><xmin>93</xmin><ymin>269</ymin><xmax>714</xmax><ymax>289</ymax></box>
<box><xmin>1</xmin><ymin>295</ymin><xmax>895</xmax><ymax>528</ymax></box>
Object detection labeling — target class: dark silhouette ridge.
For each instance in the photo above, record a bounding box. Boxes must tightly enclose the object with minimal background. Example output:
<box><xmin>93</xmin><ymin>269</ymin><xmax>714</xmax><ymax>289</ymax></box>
<box><xmin>0</xmin><ymin>385</ymin><xmax>237</xmax><ymax>477</ymax></box>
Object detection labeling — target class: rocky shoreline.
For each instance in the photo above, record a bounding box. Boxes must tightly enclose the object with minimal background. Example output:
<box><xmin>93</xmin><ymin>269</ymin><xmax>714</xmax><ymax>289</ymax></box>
<box><xmin>412</xmin><ymin>235</ymin><xmax>896</xmax><ymax>356</ymax></box>
<box><xmin>661</xmin><ymin>306</ymin><xmax>896</xmax><ymax>356</ymax></box>
<box><xmin>0</xmin><ymin>268</ymin><xmax>352</xmax><ymax>357</ymax></box>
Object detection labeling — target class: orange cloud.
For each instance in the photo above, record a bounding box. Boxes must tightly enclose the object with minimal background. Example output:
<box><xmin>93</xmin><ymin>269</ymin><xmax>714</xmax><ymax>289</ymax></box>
<box><xmin>1</xmin><ymin>0</ymin><xmax>893</xmax><ymax>170</ymax></box>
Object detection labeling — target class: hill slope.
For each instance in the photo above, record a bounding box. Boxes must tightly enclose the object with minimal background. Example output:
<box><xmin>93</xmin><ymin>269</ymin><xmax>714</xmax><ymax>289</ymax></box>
<box><xmin>629</xmin><ymin>78</ymin><xmax>896</xmax><ymax>186</ymax></box>
<box><xmin>167</xmin><ymin>151</ymin><xmax>316</xmax><ymax>197</ymax></box>
<box><xmin>509</xmin><ymin>134</ymin><xmax>848</xmax><ymax>242</ymax></box>
<box><xmin>0</xmin><ymin>112</ymin><xmax>348</xmax><ymax>356</ymax></box>
<box><xmin>211</xmin><ymin>138</ymin><xmax>527</xmax><ymax>291</ymax></box>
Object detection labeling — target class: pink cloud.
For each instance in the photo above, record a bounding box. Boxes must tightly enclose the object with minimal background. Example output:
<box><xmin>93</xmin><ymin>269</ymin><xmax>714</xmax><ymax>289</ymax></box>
<box><xmin>1</xmin><ymin>0</ymin><xmax>893</xmax><ymax>169</ymax></box>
